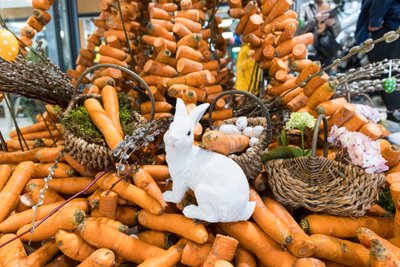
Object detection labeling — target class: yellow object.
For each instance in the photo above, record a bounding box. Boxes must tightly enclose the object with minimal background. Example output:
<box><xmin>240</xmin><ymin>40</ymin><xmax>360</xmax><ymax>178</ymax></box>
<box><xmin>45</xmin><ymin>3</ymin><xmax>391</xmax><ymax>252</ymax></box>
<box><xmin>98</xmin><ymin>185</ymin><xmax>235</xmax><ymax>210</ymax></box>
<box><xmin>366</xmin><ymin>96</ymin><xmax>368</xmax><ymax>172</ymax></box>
<box><xmin>235</xmin><ymin>43</ymin><xmax>260</xmax><ymax>92</ymax></box>
<box><xmin>0</xmin><ymin>29</ymin><xmax>19</xmax><ymax>61</ymax></box>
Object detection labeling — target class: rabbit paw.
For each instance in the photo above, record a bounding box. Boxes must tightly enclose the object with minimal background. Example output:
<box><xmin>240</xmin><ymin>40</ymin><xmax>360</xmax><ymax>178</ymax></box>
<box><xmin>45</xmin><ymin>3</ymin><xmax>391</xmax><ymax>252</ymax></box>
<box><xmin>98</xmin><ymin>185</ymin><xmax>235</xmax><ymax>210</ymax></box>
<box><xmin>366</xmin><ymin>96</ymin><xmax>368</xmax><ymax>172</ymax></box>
<box><xmin>163</xmin><ymin>191</ymin><xmax>182</xmax><ymax>203</ymax></box>
<box><xmin>183</xmin><ymin>205</ymin><xmax>218</xmax><ymax>222</ymax></box>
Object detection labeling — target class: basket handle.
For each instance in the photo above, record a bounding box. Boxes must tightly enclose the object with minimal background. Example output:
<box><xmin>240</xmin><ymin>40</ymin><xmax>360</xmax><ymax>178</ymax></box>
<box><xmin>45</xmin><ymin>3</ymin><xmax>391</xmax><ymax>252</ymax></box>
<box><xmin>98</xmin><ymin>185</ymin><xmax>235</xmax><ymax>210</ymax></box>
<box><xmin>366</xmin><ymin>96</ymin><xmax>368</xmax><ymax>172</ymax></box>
<box><xmin>74</xmin><ymin>63</ymin><xmax>156</xmax><ymax>121</ymax></box>
<box><xmin>311</xmin><ymin>114</ymin><xmax>329</xmax><ymax>157</ymax></box>
<box><xmin>208</xmin><ymin>90</ymin><xmax>273</xmax><ymax>144</ymax></box>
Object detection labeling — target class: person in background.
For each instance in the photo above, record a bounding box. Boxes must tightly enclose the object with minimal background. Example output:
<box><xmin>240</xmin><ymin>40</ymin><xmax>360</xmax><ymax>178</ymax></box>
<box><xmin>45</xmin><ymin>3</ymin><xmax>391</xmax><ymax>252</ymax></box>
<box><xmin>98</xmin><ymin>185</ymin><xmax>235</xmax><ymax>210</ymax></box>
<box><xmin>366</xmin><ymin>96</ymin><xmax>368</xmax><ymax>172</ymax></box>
<box><xmin>355</xmin><ymin>0</ymin><xmax>400</xmax><ymax>122</ymax></box>
<box><xmin>298</xmin><ymin>0</ymin><xmax>341</xmax><ymax>67</ymax></box>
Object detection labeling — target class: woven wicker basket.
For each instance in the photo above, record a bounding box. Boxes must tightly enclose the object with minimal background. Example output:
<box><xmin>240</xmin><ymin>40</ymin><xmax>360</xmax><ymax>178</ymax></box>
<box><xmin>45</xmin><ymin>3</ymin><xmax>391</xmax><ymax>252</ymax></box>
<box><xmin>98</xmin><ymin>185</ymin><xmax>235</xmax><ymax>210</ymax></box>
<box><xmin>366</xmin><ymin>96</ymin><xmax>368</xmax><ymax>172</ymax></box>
<box><xmin>265</xmin><ymin>115</ymin><xmax>386</xmax><ymax>217</ymax></box>
<box><xmin>62</xmin><ymin>64</ymin><xmax>154</xmax><ymax>170</ymax></box>
<box><xmin>209</xmin><ymin>90</ymin><xmax>272</xmax><ymax>180</ymax></box>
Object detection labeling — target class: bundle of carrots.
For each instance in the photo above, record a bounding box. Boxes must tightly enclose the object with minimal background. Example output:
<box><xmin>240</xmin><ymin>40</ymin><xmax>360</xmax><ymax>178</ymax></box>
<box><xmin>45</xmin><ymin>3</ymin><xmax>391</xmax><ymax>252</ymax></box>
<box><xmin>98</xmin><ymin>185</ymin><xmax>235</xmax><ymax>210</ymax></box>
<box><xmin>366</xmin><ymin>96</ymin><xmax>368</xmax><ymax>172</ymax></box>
<box><xmin>140</xmin><ymin>0</ymin><xmax>235</xmax><ymax>122</ymax></box>
<box><xmin>229</xmin><ymin>0</ymin><xmax>390</xmax><ymax>143</ymax></box>
<box><xmin>66</xmin><ymin>0</ymin><xmax>143</xmax><ymax>99</ymax></box>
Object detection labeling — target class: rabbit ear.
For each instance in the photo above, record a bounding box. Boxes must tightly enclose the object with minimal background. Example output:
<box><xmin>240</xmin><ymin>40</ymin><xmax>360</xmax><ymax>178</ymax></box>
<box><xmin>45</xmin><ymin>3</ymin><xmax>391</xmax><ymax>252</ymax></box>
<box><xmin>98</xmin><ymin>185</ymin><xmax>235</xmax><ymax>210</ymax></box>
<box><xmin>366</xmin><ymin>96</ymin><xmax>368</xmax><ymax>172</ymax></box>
<box><xmin>174</xmin><ymin>98</ymin><xmax>187</xmax><ymax>118</ymax></box>
<box><xmin>189</xmin><ymin>103</ymin><xmax>210</xmax><ymax>125</ymax></box>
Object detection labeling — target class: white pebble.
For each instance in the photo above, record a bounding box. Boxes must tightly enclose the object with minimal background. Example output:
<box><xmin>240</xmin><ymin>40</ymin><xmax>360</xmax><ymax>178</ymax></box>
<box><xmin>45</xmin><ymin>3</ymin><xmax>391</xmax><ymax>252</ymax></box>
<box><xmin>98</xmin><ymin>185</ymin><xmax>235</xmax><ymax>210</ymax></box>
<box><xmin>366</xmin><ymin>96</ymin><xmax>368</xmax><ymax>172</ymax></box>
<box><xmin>219</xmin><ymin>124</ymin><xmax>241</xmax><ymax>134</ymax></box>
<box><xmin>249</xmin><ymin>137</ymin><xmax>259</xmax><ymax>147</ymax></box>
<box><xmin>253</xmin><ymin>125</ymin><xmax>264</xmax><ymax>138</ymax></box>
<box><xmin>236</xmin><ymin>117</ymin><xmax>248</xmax><ymax>130</ymax></box>
<box><xmin>242</xmin><ymin>127</ymin><xmax>254</xmax><ymax>138</ymax></box>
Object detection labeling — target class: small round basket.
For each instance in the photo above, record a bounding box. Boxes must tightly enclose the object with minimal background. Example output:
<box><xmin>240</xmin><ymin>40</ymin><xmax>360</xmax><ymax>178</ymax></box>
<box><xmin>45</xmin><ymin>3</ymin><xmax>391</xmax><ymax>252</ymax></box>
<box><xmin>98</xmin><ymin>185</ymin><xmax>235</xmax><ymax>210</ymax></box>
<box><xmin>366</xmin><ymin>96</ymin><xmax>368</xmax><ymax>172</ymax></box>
<box><xmin>209</xmin><ymin>90</ymin><xmax>273</xmax><ymax>180</ymax></box>
<box><xmin>266</xmin><ymin>115</ymin><xmax>386</xmax><ymax>217</ymax></box>
<box><xmin>62</xmin><ymin>64</ymin><xmax>155</xmax><ymax>170</ymax></box>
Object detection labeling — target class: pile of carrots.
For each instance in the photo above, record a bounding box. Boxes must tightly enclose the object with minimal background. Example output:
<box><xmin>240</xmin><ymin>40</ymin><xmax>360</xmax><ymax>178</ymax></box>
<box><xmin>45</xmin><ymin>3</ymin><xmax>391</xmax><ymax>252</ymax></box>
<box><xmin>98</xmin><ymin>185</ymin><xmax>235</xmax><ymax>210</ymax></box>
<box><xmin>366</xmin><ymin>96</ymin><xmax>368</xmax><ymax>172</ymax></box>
<box><xmin>230</xmin><ymin>0</ymin><xmax>390</xmax><ymax>140</ymax></box>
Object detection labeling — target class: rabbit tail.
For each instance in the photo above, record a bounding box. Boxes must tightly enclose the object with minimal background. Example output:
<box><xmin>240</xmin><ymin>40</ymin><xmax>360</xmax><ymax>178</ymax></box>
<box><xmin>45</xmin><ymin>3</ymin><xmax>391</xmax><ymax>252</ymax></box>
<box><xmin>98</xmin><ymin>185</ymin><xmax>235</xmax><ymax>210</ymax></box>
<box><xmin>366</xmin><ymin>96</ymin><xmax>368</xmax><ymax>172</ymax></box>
<box><xmin>238</xmin><ymin>201</ymin><xmax>256</xmax><ymax>221</ymax></box>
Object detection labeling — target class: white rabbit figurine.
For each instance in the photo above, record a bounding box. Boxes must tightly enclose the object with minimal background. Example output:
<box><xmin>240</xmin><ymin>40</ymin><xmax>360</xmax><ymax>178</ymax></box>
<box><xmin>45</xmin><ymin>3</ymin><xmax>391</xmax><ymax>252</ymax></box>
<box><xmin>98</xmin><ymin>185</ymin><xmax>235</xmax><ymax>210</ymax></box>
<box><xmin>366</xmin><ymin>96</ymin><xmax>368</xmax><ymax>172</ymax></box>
<box><xmin>163</xmin><ymin>99</ymin><xmax>255</xmax><ymax>223</ymax></box>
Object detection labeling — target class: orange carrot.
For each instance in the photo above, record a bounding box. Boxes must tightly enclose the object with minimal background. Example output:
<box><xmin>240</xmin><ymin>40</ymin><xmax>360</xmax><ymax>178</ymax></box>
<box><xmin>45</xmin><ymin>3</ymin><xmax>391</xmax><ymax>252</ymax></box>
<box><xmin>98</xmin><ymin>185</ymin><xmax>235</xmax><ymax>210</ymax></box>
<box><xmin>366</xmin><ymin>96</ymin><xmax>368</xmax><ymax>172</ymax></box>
<box><xmin>249</xmin><ymin>189</ymin><xmax>293</xmax><ymax>246</ymax></box>
<box><xmin>357</xmin><ymin>227</ymin><xmax>400</xmax><ymax>257</ymax></box>
<box><xmin>0</xmin><ymin>161</ymin><xmax>34</xmax><ymax>223</ymax></box>
<box><xmin>0</xmin><ymin>148</ymin><xmax>41</xmax><ymax>164</ymax></box>
<box><xmin>137</xmin><ymin>240</ymin><xmax>186</xmax><ymax>267</ymax></box>
<box><xmin>390</xmin><ymin>182</ymin><xmax>400</xmax><ymax>211</ymax></box>
<box><xmin>370</xmin><ymin>238</ymin><xmax>400</xmax><ymax>266</ymax></box>
<box><xmin>175</xmin><ymin>17</ymin><xmax>202</xmax><ymax>33</ymax></box>
<box><xmin>141</xmin><ymin>165</ymin><xmax>170</xmax><ymax>181</ymax></box>
<box><xmin>25</xmin><ymin>240</ymin><xmax>59</xmax><ymax>267</ymax></box>
<box><xmin>292</xmin><ymin>43</ymin><xmax>307</xmax><ymax>59</ymax></box>
<box><xmin>9</xmin><ymin>122</ymin><xmax>51</xmax><ymax>138</ymax></box>
<box><xmin>202</xmin><ymin>131</ymin><xmax>249</xmax><ymax>155</ymax></box>
<box><xmin>279</xmin><ymin>22</ymin><xmax>298</xmax><ymax>43</ymax></box>
<box><xmin>140</xmin><ymin>101</ymin><xmax>173</xmax><ymax>114</ymax></box>
<box><xmin>235</xmin><ymin>246</ymin><xmax>257</xmax><ymax>267</ymax></box>
<box><xmin>143</xmin><ymin>113</ymin><xmax>173</xmax><ymax>120</ymax></box>
<box><xmin>265</xmin><ymin>0</ymin><xmax>293</xmax><ymax>23</ymax></box>
<box><xmin>99</xmin><ymin>55</ymin><xmax>128</xmax><ymax>67</ymax></box>
<box><xmin>388</xmin><ymin>162</ymin><xmax>400</xmax><ymax>174</ymax></box>
<box><xmin>137</xmin><ymin>230</ymin><xmax>174</xmax><ymax>249</ymax></box>
<box><xmin>359</xmin><ymin>123</ymin><xmax>382</xmax><ymax>140</ymax></box>
<box><xmin>296</xmin><ymin>62</ymin><xmax>321</xmax><ymax>86</ymax></box>
<box><xmin>177</xmin><ymin>33</ymin><xmax>203</xmax><ymax>49</ymax></box>
<box><xmin>138</xmin><ymin>209</ymin><xmax>208</xmax><ymax>244</ymax></box>
<box><xmin>281</xmin><ymin>87</ymin><xmax>303</xmax><ymax>105</ymax></box>
<box><xmin>133</xmin><ymin>168</ymin><xmax>167</xmax><ymax>209</ymax></box>
<box><xmin>16</xmin><ymin>193</ymin><xmax>34</xmax><ymax>212</ymax></box>
<box><xmin>176</xmin><ymin>45</ymin><xmax>204</xmax><ymax>61</ymax></box>
<box><xmin>99</xmin><ymin>190</ymin><xmax>118</xmax><ymax>219</ymax></box>
<box><xmin>32</xmin><ymin>162</ymin><xmax>75</xmax><ymax>178</ymax></box>
<box><xmin>167</xmin><ymin>70</ymin><xmax>212</xmax><ymax>87</ymax></box>
<box><xmin>55</xmin><ymin>229</ymin><xmax>96</xmax><ymax>262</ymax></box>
<box><xmin>17</xmin><ymin>206</ymin><xmax>86</xmax><ymax>242</ymax></box>
<box><xmin>147</xmin><ymin>23</ymin><xmax>175</xmax><ymax>42</ymax></box>
<box><xmin>32</xmin><ymin>0</ymin><xmax>52</xmax><ymax>10</ymax></box>
<box><xmin>294</xmin><ymin>258</ymin><xmax>326</xmax><ymax>267</ymax></box>
<box><xmin>220</xmin><ymin>221</ymin><xmax>298</xmax><ymax>266</ymax></box>
<box><xmin>0</xmin><ymin>198</ymin><xmax>88</xmax><ymax>233</ymax></box>
<box><xmin>77</xmin><ymin>248</ymin><xmax>115</xmax><ymax>267</ymax></box>
<box><xmin>102</xmin><ymin>85</ymin><xmax>124</xmax><ymax>136</ymax></box>
<box><xmin>301</xmin><ymin>214</ymin><xmax>394</xmax><ymax>239</ymax></box>
<box><xmin>144</xmin><ymin>60</ymin><xmax>178</xmax><ymax>78</ymax></box>
<box><xmin>78</xmin><ymin>218</ymin><xmax>165</xmax><ymax>263</ymax></box>
<box><xmin>315</xmin><ymin>98</ymin><xmax>348</xmax><ymax>116</ymax></box>
<box><xmin>276</xmin><ymin>33</ymin><xmax>314</xmax><ymax>57</ymax></box>
<box><xmin>84</xmin><ymin>98</ymin><xmax>123</xmax><ymax>150</ymax></box>
<box><xmin>304</xmin><ymin>73</ymin><xmax>329</xmax><ymax>97</ymax></box>
<box><xmin>387</xmin><ymin>172</ymin><xmax>400</xmax><ymax>186</ymax></box>
<box><xmin>202</xmin><ymin>109</ymin><xmax>233</xmax><ymax>121</ymax></box>
<box><xmin>181</xmin><ymin>241</ymin><xmax>212</xmax><ymax>266</ymax></box>
<box><xmin>203</xmin><ymin>234</ymin><xmax>239</xmax><ymax>267</ymax></box>
<box><xmin>310</xmin><ymin>234</ymin><xmax>369</xmax><ymax>266</ymax></box>
<box><xmin>290</xmin><ymin>59</ymin><xmax>314</xmax><ymax>72</ymax></box>
<box><xmin>342</xmin><ymin>113</ymin><xmax>369</xmax><ymax>132</ymax></box>
<box><xmin>93</xmin><ymin>76</ymin><xmax>115</xmax><ymax>89</ymax></box>
<box><xmin>0</xmin><ymin>234</ymin><xmax>27</xmax><ymax>266</ymax></box>
<box><xmin>263</xmin><ymin>198</ymin><xmax>316</xmax><ymax>257</ymax></box>
<box><xmin>28</xmin><ymin>177</ymin><xmax>98</xmax><ymax>195</ymax></box>
<box><xmin>177</xmin><ymin>58</ymin><xmax>204</xmax><ymax>75</ymax></box>
<box><xmin>382</xmin><ymin>145</ymin><xmax>400</xmax><ymax>168</ymax></box>
<box><xmin>366</xmin><ymin>204</ymin><xmax>390</xmax><ymax>217</ymax></box>
<box><xmin>63</xmin><ymin>153</ymin><xmax>96</xmax><ymax>177</ymax></box>
<box><xmin>307</xmin><ymin>80</ymin><xmax>338</xmax><ymax>109</ymax></box>
<box><xmin>268</xmin><ymin>77</ymin><xmax>297</xmax><ymax>96</ymax></box>
<box><xmin>98</xmin><ymin>45</ymin><xmax>126</xmax><ymax>61</ymax></box>
<box><xmin>287</xmin><ymin>92</ymin><xmax>308</xmax><ymax>111</ymax></box>
<box><xmin>96</xmin><ymin>172</ymin><xmax>163</xmax><ymax>214</ymax></box>
<box><xmin>327</xmin><ymin>103</ymin><xmax>356</xmax><ymax>128</ymax></box>
<box><xmin>86</xmin><ymin>216</ymin><xmax>129</xmax><ymax>233</ymax></box>
<box><xmin>28</xmin><ymin>184</ymin><xmax>64</xmax><ymax>204</ymax></box>
<box><xmin>0</xmin><ymin>164</ymin><xmax>12</xmax><ymax>191</ymax></box>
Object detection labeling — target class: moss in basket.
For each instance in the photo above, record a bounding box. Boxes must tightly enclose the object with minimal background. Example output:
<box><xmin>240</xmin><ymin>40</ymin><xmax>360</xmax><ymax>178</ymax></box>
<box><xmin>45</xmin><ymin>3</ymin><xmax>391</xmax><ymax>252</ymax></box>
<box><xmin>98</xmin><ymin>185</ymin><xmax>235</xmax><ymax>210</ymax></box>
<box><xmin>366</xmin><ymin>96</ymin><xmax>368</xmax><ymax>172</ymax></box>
<box><xmin>61</xmin><ymin>94</ymin><xmax>137</xmax><ymax>145</ymax></box>
<box><xmin>377</xmin><ymin>187</ymin><xmax>395</xmax><ymax>215</ymax></box>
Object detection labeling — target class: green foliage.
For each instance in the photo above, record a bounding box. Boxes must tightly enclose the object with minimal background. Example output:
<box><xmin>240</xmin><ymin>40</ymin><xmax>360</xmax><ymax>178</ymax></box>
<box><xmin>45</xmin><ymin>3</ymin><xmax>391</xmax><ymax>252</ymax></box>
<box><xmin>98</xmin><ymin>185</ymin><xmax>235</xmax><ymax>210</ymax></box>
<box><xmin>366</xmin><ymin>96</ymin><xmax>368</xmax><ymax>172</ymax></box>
<box><xmin>61</xmin><ymin>106</ymin><xmax>105</xmax><ymax>144</ymax></box>
<box><xmin>262</xmin><ymin>146</ymin><xmax>311</xmax><ymax>162</ymax></box>
<box><xmin>377</xmin><ymin>187</ymin><xmax>395</xmax><ymax>215</ymax></box>
<box><xmin>18</xmin><ymin>97</ymin><xmax>43</xmax><ymax>123</ymax></box>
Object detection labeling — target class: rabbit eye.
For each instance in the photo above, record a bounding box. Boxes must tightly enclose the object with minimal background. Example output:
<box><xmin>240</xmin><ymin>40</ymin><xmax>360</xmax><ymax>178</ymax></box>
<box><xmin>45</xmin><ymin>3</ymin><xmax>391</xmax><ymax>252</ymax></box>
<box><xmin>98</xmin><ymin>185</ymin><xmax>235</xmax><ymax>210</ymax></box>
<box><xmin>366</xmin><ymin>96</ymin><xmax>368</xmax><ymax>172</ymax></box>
<box><xmin>187</xmin><ymin>131</ymin><xmax>191</xmax><ymax>136</ymax></box>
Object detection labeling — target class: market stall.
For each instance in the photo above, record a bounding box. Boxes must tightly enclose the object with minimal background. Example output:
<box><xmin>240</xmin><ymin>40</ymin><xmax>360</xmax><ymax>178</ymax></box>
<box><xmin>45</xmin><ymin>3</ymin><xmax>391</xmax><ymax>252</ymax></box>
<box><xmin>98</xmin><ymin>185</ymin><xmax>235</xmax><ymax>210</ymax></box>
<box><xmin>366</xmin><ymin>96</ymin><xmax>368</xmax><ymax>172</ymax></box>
<box><xmin>0</xmin><ymin>0</ymin><xmax>399</xmax><ymax>266</ymax></box>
